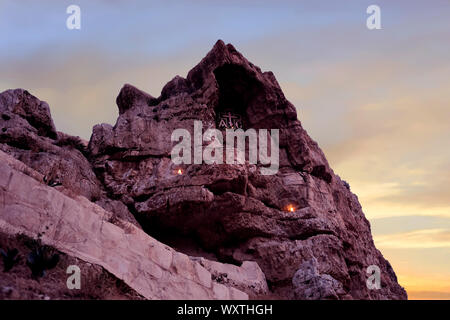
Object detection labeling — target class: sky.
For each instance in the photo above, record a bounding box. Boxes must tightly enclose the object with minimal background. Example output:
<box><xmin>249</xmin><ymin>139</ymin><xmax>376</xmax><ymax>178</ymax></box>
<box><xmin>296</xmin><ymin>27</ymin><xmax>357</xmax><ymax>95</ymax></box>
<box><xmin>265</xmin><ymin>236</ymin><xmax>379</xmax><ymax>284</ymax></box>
<box><xmin>1</xmin><ymin>0</ymin><xmax>449</xmax><ymax>299</ymax></box>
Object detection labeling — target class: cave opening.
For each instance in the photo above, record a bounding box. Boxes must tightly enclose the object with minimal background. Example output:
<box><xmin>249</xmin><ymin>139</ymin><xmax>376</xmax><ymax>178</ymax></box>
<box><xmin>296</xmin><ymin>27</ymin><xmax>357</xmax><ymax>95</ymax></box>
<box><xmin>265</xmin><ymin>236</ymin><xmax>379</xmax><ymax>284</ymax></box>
<box><xmin>213</xmin><ymin>63</ymin><xmax>263</xmax><ymax>130</ymax></box>
<box><xmin>134</xmin><ymin>212</ymin><xmax>242</xmax><ymax>266</ymax></box>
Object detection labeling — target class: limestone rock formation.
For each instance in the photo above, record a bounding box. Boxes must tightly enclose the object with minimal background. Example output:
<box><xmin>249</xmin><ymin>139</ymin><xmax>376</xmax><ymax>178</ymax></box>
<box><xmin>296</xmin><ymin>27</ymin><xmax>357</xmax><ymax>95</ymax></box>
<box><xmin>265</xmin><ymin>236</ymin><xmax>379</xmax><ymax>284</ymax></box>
<box><xmin>0</xmin><ymin>150</ymin><xmax>249</xmax><ymax>299</ymax></box>
<box><xmin>0</xmin><ymin>40</ymin><xmax>407</xmax><ymax>300</ymax></box>
<box><xmin>191</xmin><ymin>257</ymin><xmax>269</xmax><ymax>298</ymax></box>
<box><xmin>0</xmin><ymin>89</ymin><xmax>140</xmax><ymax>228</ymax></box>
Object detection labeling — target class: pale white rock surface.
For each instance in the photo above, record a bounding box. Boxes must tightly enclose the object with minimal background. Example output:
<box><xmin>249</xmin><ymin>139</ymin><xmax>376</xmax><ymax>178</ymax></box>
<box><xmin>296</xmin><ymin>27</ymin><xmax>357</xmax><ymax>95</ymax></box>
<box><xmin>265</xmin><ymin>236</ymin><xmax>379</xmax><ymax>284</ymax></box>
<box><xmin>192</xmin><ymin>257</ymin><xmax>269</xmax><ymax>297</ymax></box>
<box><xmin>0</xmin><ymin>150</ymin><xmax>248</xmax><ymax>300</ymax></box>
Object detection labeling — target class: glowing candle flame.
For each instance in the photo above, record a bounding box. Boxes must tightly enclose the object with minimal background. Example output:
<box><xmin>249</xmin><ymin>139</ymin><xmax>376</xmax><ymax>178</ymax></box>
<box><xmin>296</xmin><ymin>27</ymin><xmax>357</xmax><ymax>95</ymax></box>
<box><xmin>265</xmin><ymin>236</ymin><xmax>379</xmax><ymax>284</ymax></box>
<box><xmin>287</xmin><ymin>205</ymin><xmax>295</xmax><ymax>212</ymax></box>
<box><xmin>177</xmin><ymin>169</ymin><xmax>183</xmax><ymax>175</ymax></box>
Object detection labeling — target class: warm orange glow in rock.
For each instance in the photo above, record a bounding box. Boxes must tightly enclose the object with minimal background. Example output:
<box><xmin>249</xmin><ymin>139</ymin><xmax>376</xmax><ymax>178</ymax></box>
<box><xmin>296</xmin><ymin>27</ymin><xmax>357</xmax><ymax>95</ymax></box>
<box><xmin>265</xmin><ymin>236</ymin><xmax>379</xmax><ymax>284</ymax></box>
<box><xmin>287</xmin><ymin>205</ymin><xmax>295</xmax><ymax>212</ymax></box>
<box><xmin>177</xmin><ymin>169</ymin><xmax>183</xmax><ymax>175</ymax></box>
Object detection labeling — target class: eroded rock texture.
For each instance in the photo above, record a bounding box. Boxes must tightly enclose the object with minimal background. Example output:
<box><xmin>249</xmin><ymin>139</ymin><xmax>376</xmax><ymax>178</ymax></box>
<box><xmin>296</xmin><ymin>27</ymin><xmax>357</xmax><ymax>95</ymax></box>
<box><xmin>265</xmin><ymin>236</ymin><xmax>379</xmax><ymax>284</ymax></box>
<box><xmin>87</xmin><ymin>40</ymin><xmax>406</xmax><ymax>299</ymax></box>
<box><xmin>0</xmin><ymin>40</ymin><xmax>406</xmax><ymax>299</ymax></box>
<box><xmin>0</xmin><ymin>150</ymin><xmax>249</xmax><ymax>299</ymax></box>
<box><xmin>0</xmin><ymin>89</ymin><xmax>140</xmax><ymax>228</ymax></box>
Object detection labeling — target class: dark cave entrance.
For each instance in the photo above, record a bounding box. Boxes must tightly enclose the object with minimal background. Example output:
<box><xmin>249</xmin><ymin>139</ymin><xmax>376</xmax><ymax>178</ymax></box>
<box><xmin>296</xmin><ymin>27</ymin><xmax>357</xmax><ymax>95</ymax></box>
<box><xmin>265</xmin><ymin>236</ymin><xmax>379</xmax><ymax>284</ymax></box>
<box><xmin>213</xmin><ymin>63</ymin><xmax>264</xmax><ymax>130</ymax></box>
<box><xmin>134</xmin><ymin>213</ymin><xmax>241</xmax><ymax>265</ymax></box>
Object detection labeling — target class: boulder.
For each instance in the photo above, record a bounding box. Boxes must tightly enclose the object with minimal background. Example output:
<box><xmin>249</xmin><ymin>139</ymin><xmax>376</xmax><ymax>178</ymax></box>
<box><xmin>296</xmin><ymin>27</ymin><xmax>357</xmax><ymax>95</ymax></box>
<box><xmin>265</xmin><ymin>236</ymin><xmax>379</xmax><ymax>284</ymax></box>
<box><xmin>0</xmin><ymin>89</ymin><xmax>140</xmax><ymax>229</ymax></box>
<box><xmin>192</xmin><ymin>257</ymin><xmax>269</xmax><ymax>297</ymax></box>
<box><xmin>292</xmin><ymin>258</ymin><xmax>346</xmax><ymax>300</ymax></box>
<box><xmin>0</xmin><ymin>89</ymin><xmax>57</xmax><ymax>139</ymax></box>
<box><xmin>116</xmin><ymin>84</ymin><xmax>158</xmax><ymax>115</ymax></box>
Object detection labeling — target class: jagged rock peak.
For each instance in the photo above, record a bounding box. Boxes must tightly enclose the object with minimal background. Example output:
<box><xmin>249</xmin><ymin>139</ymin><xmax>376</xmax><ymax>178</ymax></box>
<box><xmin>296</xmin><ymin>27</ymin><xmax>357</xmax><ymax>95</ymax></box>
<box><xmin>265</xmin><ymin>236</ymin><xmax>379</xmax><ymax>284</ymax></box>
<box><xmin>87</xmin><ymin>40</ymin><xmax>407</xmax><ymax>300</ymax></box>
<box><xmin>116</xmin><ymin>84</ymin><xmax>158</xmax><ymax>114</ymax></box>
<box><xmin>0</xmin><ymin>88</ymin><xmax>57</xmax><ymax>139</ymax></box>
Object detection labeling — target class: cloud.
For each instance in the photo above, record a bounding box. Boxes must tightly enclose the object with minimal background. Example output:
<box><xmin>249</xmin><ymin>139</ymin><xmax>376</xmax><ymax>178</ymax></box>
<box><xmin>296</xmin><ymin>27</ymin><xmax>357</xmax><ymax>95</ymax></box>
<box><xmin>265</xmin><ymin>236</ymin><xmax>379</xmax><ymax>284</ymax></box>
<box><xmin>407</xmin><ymin>291</ymin><xmax>450</xmax><ymax>300</ymax></box>
<box><xmin>379</xmin><ymin>246</ymin><xmax>450</xmax><ymax>299</ymax></box>
<box><xmin>268</xmin><ymin>23</ymin><xmax>450</xmax><ymax>220</ymax></box>
<box><xmin>371</xmin><ymin>215</ymin><xmax>450</xmax><ymax>235</ymax></box>
<box><xmin>0</xmin><ymin>45</ymin><xmax>203</xmax><ymax>139</ymax></box>
<box><xmin>374</xmin><ymin>229</ymin><xmax>450</xmax><ymax>249</ymax></box>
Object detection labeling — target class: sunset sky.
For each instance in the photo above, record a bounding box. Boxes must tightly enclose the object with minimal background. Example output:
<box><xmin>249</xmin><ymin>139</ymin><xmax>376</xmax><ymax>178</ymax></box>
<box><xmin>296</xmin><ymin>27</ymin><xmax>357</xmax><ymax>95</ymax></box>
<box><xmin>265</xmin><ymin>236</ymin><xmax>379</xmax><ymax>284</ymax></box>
<box><xmin>1</xmin><ymin>0</ymin><xmax>449</xmax><ymax>299</ymax></box>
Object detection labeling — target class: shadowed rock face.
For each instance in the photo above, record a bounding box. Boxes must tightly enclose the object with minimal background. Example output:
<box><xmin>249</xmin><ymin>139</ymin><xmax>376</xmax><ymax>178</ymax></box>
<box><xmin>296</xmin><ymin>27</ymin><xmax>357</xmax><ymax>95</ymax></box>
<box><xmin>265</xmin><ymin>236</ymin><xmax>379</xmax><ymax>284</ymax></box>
<box><xmin>0</xmin><ymin>40</ymin><xmax>407</xmax><ymax>300</ymax></box>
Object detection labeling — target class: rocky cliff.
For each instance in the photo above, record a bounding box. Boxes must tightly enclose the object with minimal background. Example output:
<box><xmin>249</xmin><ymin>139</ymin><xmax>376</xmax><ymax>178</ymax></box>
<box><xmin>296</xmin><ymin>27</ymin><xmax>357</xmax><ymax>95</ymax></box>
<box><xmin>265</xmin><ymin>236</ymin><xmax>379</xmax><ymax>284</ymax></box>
<box><xmin>0</xmin><ymin>40</ymin><xmax>406</xmax><ymax>300</ymax></box>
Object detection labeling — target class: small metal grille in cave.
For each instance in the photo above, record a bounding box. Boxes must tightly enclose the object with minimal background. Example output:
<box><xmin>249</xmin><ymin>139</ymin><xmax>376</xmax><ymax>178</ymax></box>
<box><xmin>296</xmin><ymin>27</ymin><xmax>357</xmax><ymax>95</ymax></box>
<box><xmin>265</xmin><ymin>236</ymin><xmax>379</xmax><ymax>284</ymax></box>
<box><xmin>216</xmin><ymin>110</ymin><xmax>243</xmax><ymax>130</ymax></box>
<box><xmin>213</xmin><ymin>63</ymin><xmax>263</xmax><ymax>131</ymax></box>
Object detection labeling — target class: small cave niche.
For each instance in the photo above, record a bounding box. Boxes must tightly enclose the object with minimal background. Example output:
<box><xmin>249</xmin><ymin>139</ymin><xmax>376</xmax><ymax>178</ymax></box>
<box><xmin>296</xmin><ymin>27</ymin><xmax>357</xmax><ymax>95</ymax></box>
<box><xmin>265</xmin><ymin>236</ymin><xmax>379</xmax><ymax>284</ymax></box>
<box><xmin>133</xmin><ymin>210</ymin><xmax>222</xmax><ymax>263</ymax></box>
<box><xmin>153</xmin><ymin>229</ymin><xmax>220</xmax><ymax>262</ymax></box>
<box><xmin>133</xmin><ymin>209</ymin><xmax>244</xmax><ymax>266</ymax></box>
<box><xmin>213</xmin><ymin>64</ymin><xmax>263</xmax><ymax>130</ymax></box>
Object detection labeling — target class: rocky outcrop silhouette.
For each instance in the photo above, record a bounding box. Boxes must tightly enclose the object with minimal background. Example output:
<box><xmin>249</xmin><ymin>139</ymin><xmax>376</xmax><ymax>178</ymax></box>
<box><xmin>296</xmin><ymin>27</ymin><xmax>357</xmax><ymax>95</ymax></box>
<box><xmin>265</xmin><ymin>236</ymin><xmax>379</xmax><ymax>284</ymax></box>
<box><xmin>0</xmin><ymin>40</ymin><xmax>406</xmax><ymax>299</ymax></box>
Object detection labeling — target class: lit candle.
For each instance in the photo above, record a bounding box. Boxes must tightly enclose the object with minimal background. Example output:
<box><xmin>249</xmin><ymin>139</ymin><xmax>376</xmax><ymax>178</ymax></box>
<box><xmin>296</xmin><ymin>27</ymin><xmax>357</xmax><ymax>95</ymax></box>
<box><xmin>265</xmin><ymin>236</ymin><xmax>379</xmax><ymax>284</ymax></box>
<box><xmin>177</xmin><ymin>169</ymin><xmax>183</xmax><ymax>175</ymax></box>
<box><xmin>287</xmin><ymin>205</ymin><xmax>295</xmax><ymax>212</ymax></box>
